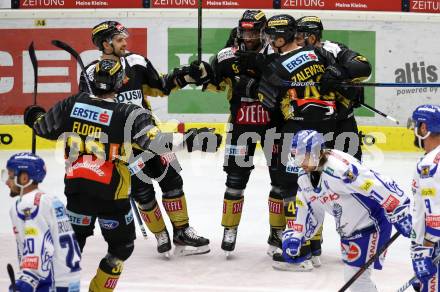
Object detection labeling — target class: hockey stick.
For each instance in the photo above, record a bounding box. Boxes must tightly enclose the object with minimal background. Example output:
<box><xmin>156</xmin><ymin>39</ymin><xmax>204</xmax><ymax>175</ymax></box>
<box><xmin>396</xmin><ymin>253</ymin><xmax>440</xmax><ymax>292</ymax></box>
<box><xmin>129</xmin><ymin>196</ymin><xmax>148</xmax><ymax>239</ymax></box>
<box><xmin>338</xmin><ymin>232</ymin><xmax>400</xmax><ymax>292</ymax></box>
<box><xmin>282</xmin><ymin>80</ymin><xmax>440</xmax><ymax>88</ymax></box>
<box><xmin>7</xmin><ymin>263</ymin><xmax>17</xmax><ymax>291</ymax></box>
<box><xmin>28</xmin><ymin>42</ymin><xmax>38</xmax><ymax>154</ymax></box>
<box><xmin>51</xmin><ymin>40</ymin><xmax>94</xmax><ymax>95</ymax></box>
<box><xmin>360</xmin><ymin>103</ymin><xmax>399</xmax><ymax>124</ymax></box>
<box><xmin>197</xmin><ymin>0</ymin><xmax>202</xmax><ymax>63</ymax></box>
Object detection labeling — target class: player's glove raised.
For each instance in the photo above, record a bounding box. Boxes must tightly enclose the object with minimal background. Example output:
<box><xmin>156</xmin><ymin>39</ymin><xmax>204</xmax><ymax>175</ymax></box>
<box><xmin>174</xmin><ymin>61</ymin><xmax>212</xmax><ymax>88</ymax></box>
<box><xmin>411</xmin><ymin>245</ymin><xmax>437</xmax><ymax>283</ymax></box>
<box><xmin>319</xmin><ymin>65</ymin><xmax>349</xmax><ymax>95</ymax></box>
<box><xmin>23</xmin><ymin>105</ymin><xmax>46</xmax><ymax>128</ymax></box>
<box><xmin>184</xmin><ymin>127</ymin><xmax>222</xmax><ymax>153</ymax></box>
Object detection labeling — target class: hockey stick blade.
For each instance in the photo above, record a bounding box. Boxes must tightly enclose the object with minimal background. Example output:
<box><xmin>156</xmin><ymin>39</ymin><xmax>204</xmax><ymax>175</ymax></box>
<box><xmin>7</xmin><ymin>263</ymin><xmax>17</xmax><ymax>292</ymax></box>
<box><xmin>130</xmin><ymin>196</ymin><xmax>148</xmax><ymax>239</ymax></box>
<box><xmin>360</xmin><ymin>103</ymin><xmax>399</xmax><ymax>124</ymax></box>
<box><xmin>51</xmin><ymin>40</ymin><xmax>86</xmax><ymax>69</ymax></box>
<box><xmin>396</xmin><ymin>253</ymin><xmax>440</xmax><ymax>292</ymax></box>
<box><xmin>52</xmin><ymin>39</ymin><xmax>93</xmax><ymax>95</ymax></box>
<box><xmin>339</xmin><ymin>232</ymin><xmax>400</xmax><ymax>292</ymax></box>
<box><xmin>28</xmin><ymin>41</ymin><xmax>38</xmax><ymax>154</ymax></box>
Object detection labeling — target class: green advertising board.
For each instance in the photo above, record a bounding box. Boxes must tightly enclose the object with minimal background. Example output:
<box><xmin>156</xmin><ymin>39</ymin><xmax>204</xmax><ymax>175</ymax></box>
<box><xmin>168</xmin><ymin>28</ymin><xmax>375</xmax><ymax>117</ymax></box>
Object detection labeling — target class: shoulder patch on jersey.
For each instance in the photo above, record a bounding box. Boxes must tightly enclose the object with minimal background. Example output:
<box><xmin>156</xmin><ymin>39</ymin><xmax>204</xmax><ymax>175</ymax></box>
<box><xmin>52</xmin><ymin>199</ymin><xmax>67</xmax><ymax>219</ymax></box>
<box><xmin>217</xmin><ymin>47</ymin><xmax>236</xmax><ymax>63</ymax></box>
<box><xmin>418</xmin><ymin>164</ymin><xmax>438</xmax><ymax>178</ymax></box>
<box><xmin>359</xmin><ymin>179</ymin><xmax>374</xmax><ymax>192</ymax></box>
<box><xmin>125</xmin><ymin>53</ymin><xmax>148</xmax><ymax>68</ymax></box>
<box><xmin>342</xmin><ymin>164</ymin><xmax>359</xmax><ymax>183</ymax></box>
<box><xmin>322</xmin><ymin>41</ymin><xmax>342</xmax><ymax>58</ymax></box>
<box><xmin>323</xmin><ymin>166</ymin><xmax>334</xmax><ymax>176</ymax></box>
<box><xmin>282</xmin><ymin>50</ymin><xmax>318</xmax><ymax>73</ymax></box>
<box><xmin>421</xmin><ymin>188</ymin><xmax>436</xmax><ymax>197</ymax></box>
<box><xmin>434</xmin><ymin>152</ymin><xmax>440</xmax><ymax>164</ymax></box>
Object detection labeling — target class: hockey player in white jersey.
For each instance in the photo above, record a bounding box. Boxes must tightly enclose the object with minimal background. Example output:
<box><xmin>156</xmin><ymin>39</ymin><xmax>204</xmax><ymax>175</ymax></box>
<box><xmin>408</xmin><ymin>104</ymin><xmax>440</xmax><ymax>292</ymax></box>
<box><xmin>277</xmin><ymin>130</ymin><xmax>412</xmax><ymax>291</ymax></box>
<box><xmin>3</xmin><ymin>153</ymin><xmax>80</xmax><ymax>291</ymax></box>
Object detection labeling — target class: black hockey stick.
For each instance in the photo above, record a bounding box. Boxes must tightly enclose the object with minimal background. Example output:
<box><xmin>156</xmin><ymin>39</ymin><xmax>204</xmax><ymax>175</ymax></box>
<box><xmin>360</xmin><ymin>103</ymin><xmax>399</xmax><ymax>124</ymax></box>
<box><xmin>197</xmin><ymin>0</ymin><xmax>202</xmax><ymax>63</ymax></box>
<box><xmin>51</xmin><ymin>40</ymin><xmax>93</xmax><ymax>95</ymax></box>
<box><xmin>338</xmin><ymin>232</ymin><xmax>400</xmax><ymax>292</ymax></box>
<box><xmin>282</xmin><ymin>80</ymin><xmax>440</xmax><ymax>88</ymax></box>
<box><xmin>28</xmin><ymin>42</ymin><xmax>38</xmax><ymax>154</ymax></box>
<box><xmin>396</xmin><ymin>253</ymin><xmax>440</xmax><ymax>292</ymax></box>
<box><xmin>7</xmin><ymin>263</ymin><xmax>17</xmax><ymax>291</ymax></box>
<box><xmin>129</xmin><ymin>196</ymin><xmax>148</xmax><ymax>239</ymax></box>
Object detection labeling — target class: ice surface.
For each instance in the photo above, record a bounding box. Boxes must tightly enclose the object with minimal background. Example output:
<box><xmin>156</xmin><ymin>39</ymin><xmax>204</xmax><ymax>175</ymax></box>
<box><xmin>0</xmin><ymin>149</ymin><xmax>421</xmax><ymax>291</ymax></box>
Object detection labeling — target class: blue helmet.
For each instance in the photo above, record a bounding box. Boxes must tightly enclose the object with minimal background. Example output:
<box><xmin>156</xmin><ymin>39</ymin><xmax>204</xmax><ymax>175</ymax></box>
<box><xmin>411</xmin><ymin>104</ymin><xmax>440</xmax><ymax>134</ymax></box>
<box><xmin>6</xmin><ymin>152</ymin><xmax>46</xmax><ymax>183</ymax></box>
<box><xmin>291</xmin><ymin>130</ymin><xmax>325</xmax><ymax>168</ymax></box>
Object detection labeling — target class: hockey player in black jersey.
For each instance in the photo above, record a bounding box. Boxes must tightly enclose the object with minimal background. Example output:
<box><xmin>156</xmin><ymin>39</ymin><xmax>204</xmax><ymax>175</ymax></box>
<box><xmin>24</xmin><ymin>59</ymin><xmax>220</xmax><ymax>291</ymax></box>
<box><xmin>234</xmin><ymin>14</ymin><xmax>343</xmax><ymax>271</ymax></box>
<box><xmin>293</xmin><ymin>16</ymin><xmax>372</xmax><ymax>268</ymax></box>
<box><xmin>204</xmin><ymin>10</ymin><xmax>286</xmax><ymax>257</ymax></box>
<box><xmin>81</xmin><ymin>21</ymin><xmax>213</xmax><ymax>257</ymax></box>
<box><xmin>296</xmin><ymin>16</ymin><xmax>372</xmax><ymax>161</ymax></box>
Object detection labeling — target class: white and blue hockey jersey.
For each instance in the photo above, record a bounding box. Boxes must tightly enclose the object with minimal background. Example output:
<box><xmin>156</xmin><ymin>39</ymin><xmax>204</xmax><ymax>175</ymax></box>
<box><xmin>412</xmin><ymin>145</ymin><xmax>440</xmax><ymax>245</ymax></box>
<box><xmin>9</xmin><ymin>189</ymin><xmax>81</xmax><ymax>291</ymax></box>
<box><xmin>289</xmin><ymin>150</ymin><xmax>410</xmax><ymax>240</ymax></box>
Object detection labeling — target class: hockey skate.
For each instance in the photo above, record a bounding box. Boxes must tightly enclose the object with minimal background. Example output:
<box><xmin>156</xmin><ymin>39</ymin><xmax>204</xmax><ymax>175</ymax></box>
<box><xmin>155</xmin><ymin>229</ymin><xmax>172</xmax><ymax>258</ymax></box>
<box><xmin>173</xmin><ymin>226</ymin><xmax>210</xmax><ymax>256</ymax></box>
<box><xmin>267</xmin><ymin>228</ymin><xmax>283</xmax><ymax>257</ymax></box>
<box><xmin>221</xmin><ymin>228</ymin><xmax>238</xmax><ymax>258</ymax></box>
<box><xmin>311</xmin><ymin>255</ymin><xmax>321</xmax><ymax>267</ymax></box>
<box><xmin>271</xmin><ymin>252</ymin><xmax>313</xmax><ymax>272</ymax></box>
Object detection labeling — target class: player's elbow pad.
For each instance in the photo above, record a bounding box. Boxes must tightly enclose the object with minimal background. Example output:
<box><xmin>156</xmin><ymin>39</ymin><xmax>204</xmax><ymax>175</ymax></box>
<box><xmin>345</xmin><ymin>58</ymin><xmax>372</xmax><ymax>80</ymax></box>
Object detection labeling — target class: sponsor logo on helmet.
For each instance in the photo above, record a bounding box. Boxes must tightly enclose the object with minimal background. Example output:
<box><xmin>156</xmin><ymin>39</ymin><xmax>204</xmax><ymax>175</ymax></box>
<box><xmin>70</xmin><ymin>102</ymin><xmax>113</xmax><ymax>126</ymax></box>
<box><xmin>254</xmin><ymin>11</ymin><xmax>265</xmax><ymax>20</ymax></box>
<box><xmin>282</xmin><ymin>50</ymin><xmax>318</xmax><ymax>73</ymax></box>
<box><xmin>268</xmin><ymin>19</ymin><xmax>289</xmax><ymax>27</ymax></box>
<box><xmin>92</xmin><ymin>24</ymin><xmax>109</xmax><ymax>35</ymax></box>
<box><xmin>300</xmin><ymin>16</ymin><xmax>321</xmax><ymax>24</ymax></box>
<box><xmin>240</xmin><ymin>22</ymin><xmax>255</xmax><ymax>29</ymax></box>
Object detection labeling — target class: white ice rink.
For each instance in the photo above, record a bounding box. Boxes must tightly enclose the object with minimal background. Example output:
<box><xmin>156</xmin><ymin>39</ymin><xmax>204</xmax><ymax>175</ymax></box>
<box><xmin>0</xmin><ymin>149</ymin><xmax>421</xmax><ymax>291</ymax></box>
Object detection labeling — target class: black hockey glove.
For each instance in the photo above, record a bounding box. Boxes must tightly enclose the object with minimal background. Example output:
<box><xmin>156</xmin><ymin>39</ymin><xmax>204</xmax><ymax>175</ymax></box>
<box><xmin>173</xmin><ymin>61</ymin><xmax>213</xmax><ymax>88</ymax></box>
<box><xmin>24</xmin><ymin>105</ymin><xmax>46</xmax><ymax>128</ymax></box>
<box><xmin>351</xmin><ymin>87</ymin><xmax>365</xmax><ymax>108</ymax></box>
<box><xmin>235</xmin><ymin>51</ymin><xmax>279</xmax><ymax>74</ymax></box>
<box><xmin>319</xmin><ymin>65</ymin><xmax>349</xmax><ymax>95</ymax></box>
<box><xmin>184</xmin><ymin>127</ymin><xmax>222</xmax><ymax>152</ymax></box>
<box><xmin>234</xmin><ymin>75</ymin><xmax>258</xmax><ymax>99</ymax></box>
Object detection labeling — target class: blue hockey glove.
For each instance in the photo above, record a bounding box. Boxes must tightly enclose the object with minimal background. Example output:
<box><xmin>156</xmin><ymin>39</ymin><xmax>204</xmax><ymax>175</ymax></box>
<box><xmin>282</xmin><ymin>230</ymin><xmax>302</xmax><ymax>263</ymax></box>
<box><xmin>387</xmin><ymin>204</ymin><xmax>412</xmax><ymax>238</ymax></box>
<box><xmin>411</xmin><ymin>245</ymin><xmax>437</xmax><ymax>283</ymax></box>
